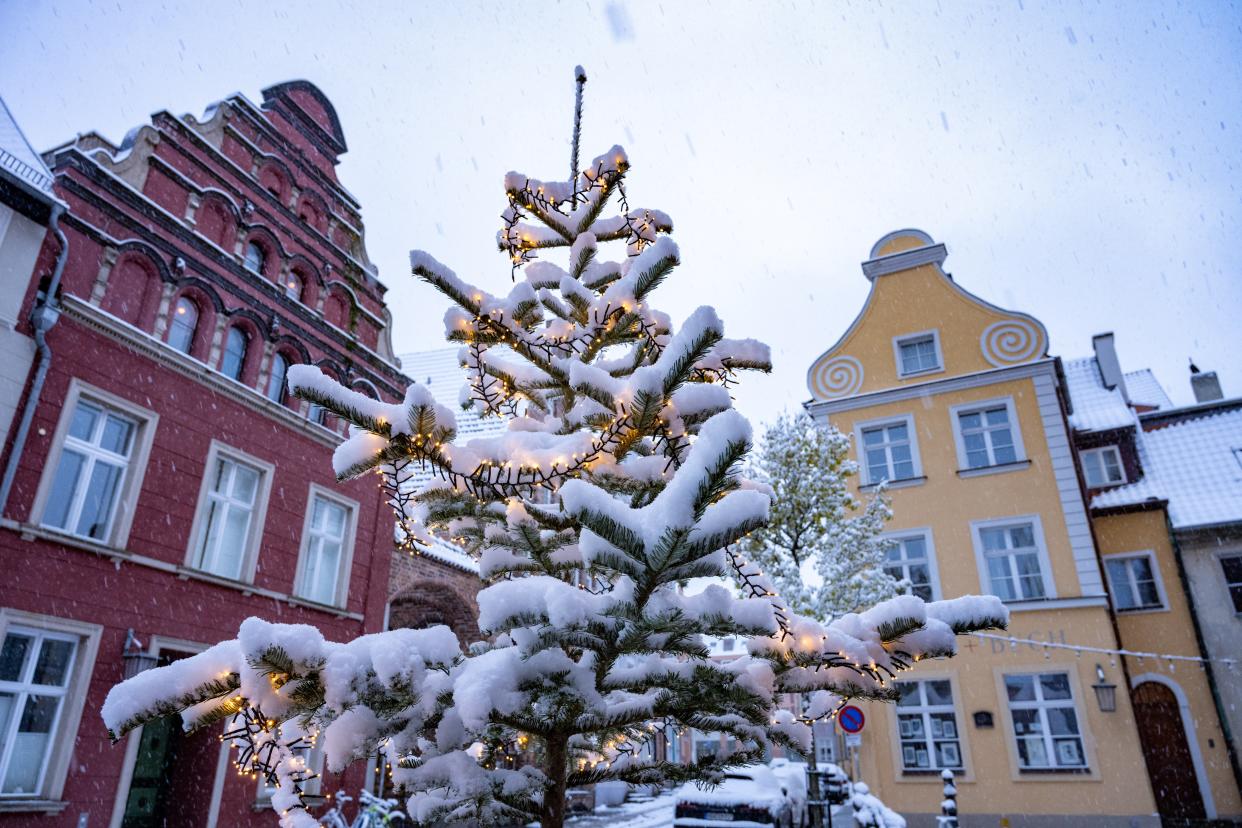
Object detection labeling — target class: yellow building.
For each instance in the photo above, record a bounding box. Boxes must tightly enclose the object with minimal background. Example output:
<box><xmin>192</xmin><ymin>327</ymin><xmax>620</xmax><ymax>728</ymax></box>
<box><xmin>803</xmin><ymin>230</ymin><xmax>1240</xmax><ymax>826</ymax></box>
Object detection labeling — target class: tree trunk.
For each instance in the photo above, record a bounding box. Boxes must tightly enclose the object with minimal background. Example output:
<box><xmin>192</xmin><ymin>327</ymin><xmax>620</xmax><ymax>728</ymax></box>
<box><xmin>540</xmin><ymin>733</ymin><xmax>569</xmax><ymax>828</ymax></box>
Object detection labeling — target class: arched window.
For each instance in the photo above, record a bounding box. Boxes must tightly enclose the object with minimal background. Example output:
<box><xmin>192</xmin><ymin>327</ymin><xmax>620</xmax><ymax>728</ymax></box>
<box><xmin>284</xmin><ymin>272</ymin><xmax>303</xmax><ymax>301</ymax></box>
<box><xmin>221</xmin><ymin>327</ymin><xmax>248</xmax><ymax>381</ymax></box>
<box><xmin>243</xmin><ymin>241</ymin><xmax>266</xmax><ymax>275</ymax></box>
<box><xmin>267</xmin><ymin>353</ymin><xmax>290</xmax><ymax>404</ymax></box>
<box><xmin>167</xmin><ymin>297</ymin><xmax>198</xmax><ymax>354</ymax></box>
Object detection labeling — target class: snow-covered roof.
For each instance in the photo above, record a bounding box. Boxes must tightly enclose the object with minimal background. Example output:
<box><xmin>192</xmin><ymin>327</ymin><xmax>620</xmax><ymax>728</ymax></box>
<box><xmin>421</xmin><ymin>534</ymin><xmax>479</xmax><ymax>574</ymax></box>
<box><xmin>1093</xmin><ymin>405</ymin><xmax>1242</xmax><ymax>530</ymax></box>
<box><xmin>0</xmin><ymin>95</ymin><xmax>57</xmax><ymax>198</ymax></box>
<box><xmin>1124</xmin><ymin>368</ymin><xmax>1173</xmax><ymax>410</ymax></box>
<box><xmin>1064</xmin><ymin>357</ymin><xmax>1137</xmax><ymax>432</ymax></box>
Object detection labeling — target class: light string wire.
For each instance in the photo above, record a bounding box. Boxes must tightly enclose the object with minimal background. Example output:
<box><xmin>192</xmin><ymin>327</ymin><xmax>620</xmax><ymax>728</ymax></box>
<box><xmin>970</xmin><ymin>632</ymin><xmax>1238</xmax><ymax>670</ymax></box>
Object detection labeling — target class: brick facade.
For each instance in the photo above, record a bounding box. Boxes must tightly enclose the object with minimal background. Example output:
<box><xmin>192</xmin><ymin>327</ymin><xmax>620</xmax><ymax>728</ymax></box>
<box><xmin>0</xmin><ymin>81</ymin><xmax>427</xmax><ymax>826</ymax></box>
<box><xmin>388</xmin><ymin>550</ymin><xmax>481</xmax><ymax>648</ymax></box>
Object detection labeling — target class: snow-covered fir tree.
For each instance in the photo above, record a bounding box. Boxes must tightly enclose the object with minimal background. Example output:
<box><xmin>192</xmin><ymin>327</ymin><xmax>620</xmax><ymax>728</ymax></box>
<box><xmin>101</xmin><ymin>71</ymin><xmax>1007</xmax><ymax>828</ymax></box>
<box><xmin>742</xmin><ymin>412</ymin><xmax>903</xmax><ymax>621</ymax></box>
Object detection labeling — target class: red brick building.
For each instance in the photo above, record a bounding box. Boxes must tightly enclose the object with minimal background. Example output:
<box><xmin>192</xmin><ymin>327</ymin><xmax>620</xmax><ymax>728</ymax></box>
<box><xmin>0</xmin><ymin>81</ymin><xmax>411</xmax><ymax>826</ymax></box>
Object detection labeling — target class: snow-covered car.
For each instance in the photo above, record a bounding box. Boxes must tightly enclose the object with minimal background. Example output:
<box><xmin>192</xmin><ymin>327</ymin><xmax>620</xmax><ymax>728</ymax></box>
<box><xmin>767</xmin><ymin>759</ymin><xmax>807</xmax><ymax>827</ymax></box>
<box><xmin>674</xmin><ymin>766</ymin><xmax>798</xmax><ymax>827</ymax></box>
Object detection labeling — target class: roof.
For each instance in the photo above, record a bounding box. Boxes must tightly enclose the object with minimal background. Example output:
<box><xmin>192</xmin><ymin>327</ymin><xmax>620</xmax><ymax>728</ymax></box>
<box><xmin>421</xmin><ymin>535</ymin><xmax>479</xmax><ymax>574</ymax></box>
<box><xmin>1063</xmin><ymin>357</ymin><xmax>1137</xmax><ymax>432</ymax></box>
<box><xmin>1124</xmin><ymin>368</ymin><xmax>1173</xmax><ymax>410</ymax></box>
<box><xmin>0</xmin><ymin>95</ymin><xmax>57</xmax><ymax>200</ymax></box>
<box><xmin>1093</xmin><ymin>405</ymin><xmax>1242</xmax><ymax>530</ymax></box>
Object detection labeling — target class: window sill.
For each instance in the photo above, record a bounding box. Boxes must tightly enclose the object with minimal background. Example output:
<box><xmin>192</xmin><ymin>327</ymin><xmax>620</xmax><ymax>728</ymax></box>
<box><xmin>898</xmin><ymin>366</ymin><xmax>945</xmax><ymax>380</ymax></box>
<box><xmin>1115</xmin><ymin>604</ymin><xmax>1169</xmax><ymax>615</ymax></box>
<box><xmin>2</xmin><ymin>520</ymin><xmax>365</xmax><ymax>622</ymax></box>
<box><xmin>1018</xmin><ymin>767</ymin><xmax>1091</xmax><ymax>776</ymax></box>
<box><xmin>957</xmin><ymin>460</ymin><xmax>1031</xmax><ymax>478</ymax></box>
<box><xmin>0</xmin><ymin>799</ymin><xmax>69</xmax><ymax>814</ymax></box>
<box><xmin>999</xmin><ymin>595</ymin><xmax>1109</xmax><ymax>613</ymax></box>
<box><xmin>860</xmin><ymin>476</ymin><xmax>927</xmax><ymax>492</ymax></box>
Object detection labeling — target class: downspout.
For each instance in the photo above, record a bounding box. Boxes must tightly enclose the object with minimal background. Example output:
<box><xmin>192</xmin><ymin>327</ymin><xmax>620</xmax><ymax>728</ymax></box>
<box><xmin>1166</xmin><ymin>519</ymin><xmax>1242</xmax><ymax>796</ymax></box>
<box><xmin>0</xmin><ymin>204</ymin><xmax>68</xmax><ymax>517</ymax></box>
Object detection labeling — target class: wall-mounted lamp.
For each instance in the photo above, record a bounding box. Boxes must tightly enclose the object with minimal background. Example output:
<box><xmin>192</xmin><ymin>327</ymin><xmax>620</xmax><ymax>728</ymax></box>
<box><xmin>1091</xmin><ymin>663</ymin><xmax>1117</xmax><ymax>712</ymax></box>
<box><xmin>122</xmin><ymin>629</ymin><xmax>158</xmax><ymax>680</ymax></box>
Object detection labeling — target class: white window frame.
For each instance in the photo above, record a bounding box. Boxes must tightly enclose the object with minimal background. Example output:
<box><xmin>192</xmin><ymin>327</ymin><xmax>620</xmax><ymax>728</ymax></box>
<box><xmin>292</xmin><ymin>484</ymin><xmax>359</xmax><ymax>608</ymax></box>
<box><xmin>854</xmin><ymin>413</ymin><xmax>923</xmax><ymax>486</ymax></box>
<box><xmin>950</xmin><ymin>396</ymin><xmax>1026</xmax><ymax>471</ymax></box>
<box><xmin>254</xmin><ymin>728</ymin><xmax>323</xmax><ymax>807</ymax></box>
<box><xmin>184</xmin><ymin>440</ymin><xmax>274</xmax><ymax>584</ymax></box>
<box><xmin>892</xmin><ymin>676</ymin><xmax>966</xmax><ymax>773</ymax></box>
<box><xmin>892</xmin><ymin>330</ymin><xmax>944</xmax><ymax>378</ymax></box>
<box><xmin>31</xmin><ymin>380</ymin><xmax>158</xmax><ymax>550</ymax></box>
<box><xmin>1002</xmin><ymin>670</ymin><xmax>1090</xmax><ymax>772</ymax></box>
<box><xmin>0</xmin><ymin>609</ymin><xmax>101</xmax><ymax>807</ymax></box>
<box><xmin>970</xmin><ymin>515</ymin><xmax>1057</xmax><ymax>603</ymax></box>
<box><xmin>1080</xmin><ymin>445</ymin><xmax>1126</xmax><ymax>487</ymax></box>
<box><xmin>1103</xmin><ymin>551</ymin><xmax>1168</xmax><ymax>613</ymax></box>
<box><xmin>882</xmin><ymin>529</ymin><xmax>940</xmax><ymax>601</ymax></box>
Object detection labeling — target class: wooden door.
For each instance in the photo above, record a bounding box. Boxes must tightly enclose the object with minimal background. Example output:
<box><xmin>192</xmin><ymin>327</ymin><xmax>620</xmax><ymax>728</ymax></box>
<box><xmin>1132</xmin><ymin>681</ymin><xmax>1206</xmax><ymax>821</ymax></box>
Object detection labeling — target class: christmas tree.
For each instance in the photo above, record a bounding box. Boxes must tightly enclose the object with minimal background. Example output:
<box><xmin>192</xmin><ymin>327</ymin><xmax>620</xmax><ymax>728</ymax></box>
<box><xmin>743</xmin><ymin>412</ymin><xmax>904</xmax><ymax>621</ymax></box>
<box><xmin>101</xmin><ymin>70</ymin><xmax>1007</xmax><ymax>828</ymax></box>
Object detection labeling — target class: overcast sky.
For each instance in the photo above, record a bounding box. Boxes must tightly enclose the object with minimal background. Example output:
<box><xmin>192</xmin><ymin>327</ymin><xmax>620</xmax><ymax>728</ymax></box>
<box><xmin>2</xmin><ymin>1</ymin><xmax>1239</xmax><ymax>426</ymax></box>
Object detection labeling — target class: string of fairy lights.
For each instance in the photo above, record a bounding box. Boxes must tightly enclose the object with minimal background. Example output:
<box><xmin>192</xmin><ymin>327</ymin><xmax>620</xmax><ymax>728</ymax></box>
<box><xmin>971</xmin><ymin>632</ymin><xmax>1239</xmax><ymax>672</ymax></box>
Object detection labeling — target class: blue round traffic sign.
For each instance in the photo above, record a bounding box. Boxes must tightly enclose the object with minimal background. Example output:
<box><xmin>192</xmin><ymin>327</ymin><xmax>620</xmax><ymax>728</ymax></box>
<box><xmin>838</xmin><ymin>705</ymin><xmax>865</xmax><ymax>734</ymax></box>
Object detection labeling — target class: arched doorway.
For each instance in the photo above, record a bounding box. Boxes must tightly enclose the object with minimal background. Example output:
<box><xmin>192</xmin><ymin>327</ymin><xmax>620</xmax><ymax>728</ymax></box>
<box><xmin>388</xmin><ymin>583</ymin><xmax>477</xmax><ymax>646</ymax></box>
<box><xmin>1132</xmin><ymin>681</ymin><xmax>1206</xmax><ymax>822</ymax></box>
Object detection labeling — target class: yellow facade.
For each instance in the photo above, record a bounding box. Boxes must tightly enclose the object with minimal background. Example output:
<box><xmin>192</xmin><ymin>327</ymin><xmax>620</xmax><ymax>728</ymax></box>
<box><xmin>1092</xmin><ymin>508</ymin><xmax>1242</xmax><ymax>819</ymax></box>
<box><xmin>805</xmin><ymin>230</ymin><xmax>1163</xmax><ymax>825</ymax></box>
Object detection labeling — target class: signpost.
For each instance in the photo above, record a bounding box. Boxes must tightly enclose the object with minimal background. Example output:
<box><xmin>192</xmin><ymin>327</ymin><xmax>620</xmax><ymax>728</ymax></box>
<box><xmin>837</xmin><ymin>705</ymin><xmax>865</xmax><ymax>801</ymax></box>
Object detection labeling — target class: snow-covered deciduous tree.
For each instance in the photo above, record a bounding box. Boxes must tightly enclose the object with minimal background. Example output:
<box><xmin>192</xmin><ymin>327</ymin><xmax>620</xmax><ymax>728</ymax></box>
<box><xmin>742</xmin><ymin>412</ymin><xmax>903</xmax><ymax>622</ymax></box>
<box><xmin>101</xmin><ymin>72</ymin><xmax>1007</xmax><ymax>828</ymax></box>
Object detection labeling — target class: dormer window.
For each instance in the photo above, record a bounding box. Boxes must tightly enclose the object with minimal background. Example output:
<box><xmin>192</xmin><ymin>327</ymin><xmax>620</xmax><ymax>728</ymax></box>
<box><xmin>1081</xmin><ymin>446</ymin><xmax>1125</xmax><ymax>487</ymax></box>
<box><xmin>244</xmin><ymin>242</ymin><xmax>266</xmax><ymax>275</ymax></box>
<box><xmin>895</xmin><ymin>331</ymin><xmax>942</xmax><ymax>377</ymax></box>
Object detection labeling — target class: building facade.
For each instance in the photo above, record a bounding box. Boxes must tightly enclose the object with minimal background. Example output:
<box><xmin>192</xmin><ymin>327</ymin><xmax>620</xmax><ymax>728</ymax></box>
<box><xmin>804</xmin><ymin>230</ymin><xmax>1194</xmax><ymax>826</ymax></box>
<box><xmin>1065</xmin><ymin>339</ymin><xmax>1242</xmax><ymax>822</ymax></box>
<box><xmin>0</xmin><ymin>81</ymin><xmax>408</xmax><ymax>826</ymax></box>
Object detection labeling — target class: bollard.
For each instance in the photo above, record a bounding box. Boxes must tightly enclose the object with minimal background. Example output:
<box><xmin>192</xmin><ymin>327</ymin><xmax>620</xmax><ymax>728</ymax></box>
<box><xmin>937</xmin><ymin>768</ymin><xmax>958</xmax><ymax>828</ymax></box>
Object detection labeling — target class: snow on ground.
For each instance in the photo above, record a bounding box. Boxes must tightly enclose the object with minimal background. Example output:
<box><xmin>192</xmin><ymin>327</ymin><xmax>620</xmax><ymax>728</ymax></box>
<box><xmin>565</xmin><ymin>791</ymin><xmax>853</xmax><ymax>827</ymax></box>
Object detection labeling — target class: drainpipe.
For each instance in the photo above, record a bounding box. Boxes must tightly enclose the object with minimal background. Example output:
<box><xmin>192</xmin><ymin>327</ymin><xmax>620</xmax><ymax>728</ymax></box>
<box><xmin>0</xmin><ymin>204</ymin><xmax>68</xmax><ymax>517</ymax></box>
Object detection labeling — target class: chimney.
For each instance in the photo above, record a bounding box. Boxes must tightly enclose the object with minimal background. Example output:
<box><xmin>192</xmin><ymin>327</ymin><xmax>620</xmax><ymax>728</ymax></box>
<box><xmin>1189</xmin><ymin>361</ymin><xmax>1224</xmax><ymax>403</ymax></box>
<box><xmin>1092</xmin><ymin>333</ymin><xmax>1129</xmax><ymax>401</ymax></box>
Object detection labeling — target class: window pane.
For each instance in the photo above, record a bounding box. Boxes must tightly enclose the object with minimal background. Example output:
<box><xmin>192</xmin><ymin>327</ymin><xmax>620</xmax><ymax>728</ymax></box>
<box><xmin>1017</xmin><ymin>737</ymin><xmax>1049</xmax><ymax>768</ymax></box>
<box><xmin>168</xmin><ymin>298</ymin><xmax>198</xmax><ymax>354</ymax></box>
<box><xmin>992</xmin><ymin>439</ymin><xmax>1017</xmax><ymax>465</ymax></box>
<box><xmin>32</xmin><ymin>639</ymin><xmax>74</xmax><ymax>687</ymax></box>
<box><xmin>902</xmin><ymin>537</ymin><xmax>926</xmax><ymax>560</ymax></box>
<box><xmin>988</xmin><ymin>557</ymin><xmax>1016</xmax><ymax>601</ymax></box>
<box><xmin>267</xmin><ymin>356</ymin><xmax>289</xmax><ymax>402</ymax></box>
<box><xmin>1</xmin><ymin>694</ymin><xmax>61</xmax><ymax>794</ymax></box>
<box><xmin>1107</xmin><ymin>559</ymin><xmax>1137</xmax><ymax>609</ymax></box>
<box><xmin>1053</xmin><ymin>738</ymin><xmax>1085</xmax><ymax>766</ymax></box>
<box><xmin>959</xmin><ymin>412</ymin><xmax>981</xmax><ymax>431</ymax></box>
<box><xmin>222</xmin><ymin>329</ymin><xmax>247</xmax><ymax>380</ymax></box>
<box><xmin>1016</xmin><ymin>553</ymin><xmax>1046</xmax><ymax>599</ymax></box>
<box><xmin>100</xmin><ymin>415</ymin><xmax>134</xmax><ymax>456</ymax></box>
<box><xmin>1011</xmin><ymin>709</ymin><xmax>1043</xmax><ymax>735</ymax></box>
<box><xmin>69</xmin><ymin>403</ymin><xmax>100</xmax><ymax>441</ymax></box>
<box><xmin>230</xmin><ymin>464</ymin><xmax>259</xmax><ymax>505</ymax></box>
<box><xmin>307</xmin><ymin>540</ymin><xmax>341</xmax><ymax>604</ymax></box>
<box><xmin>1005</xmin><ymin>675</ymin><xmax>1035</xmax><ymax>701</ymax></box>
<box><xmin>1010</xmin><ymin>525</ymin><xmax>1035</xmax><ymax>548</ymax></box>
<box><xmin>926</xmin><ymin>681</ymin><xmax>953</xmax><ymax>706</ymax></box>
<box><xmin>1082</xmin><ymin>452</ymin><xmax>1104</xmax><ymax>486</ymax></box>
<box><xmin>74</xmin><ymin>461</ymin><xmax>124</xmax><ymax>540</ymax></box>
<box><xmin>980</xmin><ymin>528</ymin><xmax>1006</xmax><ymax>551</ymax></box>
<box><xmin>0</xmin><ymin>634</ymin><xmax>32</xmax><ymax>681</ymax></box>
<box><xmin>862</xmin><ymin>428</ymin><xmax>884</xmax><ymax>447</ymax></box>
<box><xmin>1046</xmin><ymin>706</ymin><xmax>1079</xmax><ymax>735</ymax></box>
<box><xmin>1039</xmin><ymin>674</ymin><xmax>1072</xmax><ymax>700</ymax></box>
<box><xmin>1222</xmin><ymin>556</ymin><xmax>1242</xmax><ymax>584</ymax></box>
<box><xmin>887</xmin><ymin>423</ymin><xmax>908</xmax><ymax>442</ymax></box>
<box><xmin>985</xmin><ymin>408</ymin><xmax>1009</xmax><ymax>426</ymax></box>
<box><xmin>42</xmin><ymin>450</ymin><xmax>85</xmax><ymax>530</ymax></box>
<box><xmin>896</xmin><ymin>683</ymin><xmax>920</xmax><ymax>707</ymax></box>
<box><xmin>1102</xmin><ymin>449</ymin><xmax>1123</xmax><ymax>480</ymax></box>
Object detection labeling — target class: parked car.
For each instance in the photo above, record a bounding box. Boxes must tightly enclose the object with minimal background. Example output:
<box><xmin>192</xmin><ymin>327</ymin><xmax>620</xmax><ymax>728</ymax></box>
<box><xmin>674</xmin><ymin>765</ymin><xmax>798</xmax><ymax>827</ymax></box>
<box><xmin>817</xmin><ymin>763</ymin><xmax>851</xmax><ymax>806</ymax></box>
<box><xmin>768</xmin><ymin>759</ymin><xmax>808</xmax><ymax>827</ymax></box>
